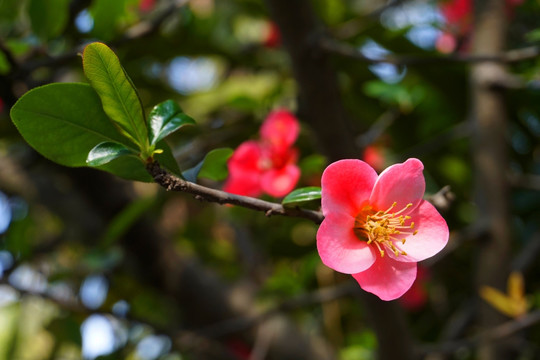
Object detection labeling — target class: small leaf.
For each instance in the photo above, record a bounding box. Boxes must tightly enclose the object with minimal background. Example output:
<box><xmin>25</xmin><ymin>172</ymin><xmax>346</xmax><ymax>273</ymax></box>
<box><xmin>10</xmin><ymin>82</ymin><xmax>180</xmax><ymax>182</ymax></box>
<box><xmin>10</xmin><ymin>83</ymin><xmax>137</xmax><ymax>167</ymax></box>
<box><xmin>87</xmin><ymin>142</ymin><xmax>135</xmax><ymax>166</ymax></box>
<box><xmin>282</xmin><ymin>187</ymin><xmax>322</xmax><ymax>206</ymax></box>
<box><xmin>83</xmin><ymin>42</ymin><xmax>148</xmax><ymax>149</ymax></box>
<box><xmin>182</xmin><ymin>148</ymin><xmax>233</xmax><ymax>183</ymax></box>
<box><xmin>480</xmin><ymin>271</ymin><xmax>530</xmax><ymax>319</ymax></box>
<box><xmin>89</xmin><ymin>0</ymin><xmax>131</xmax><ymax>41</ymax></box>
<box><xmin>28</xmin><ymin>0</ymin><xmax>70</xmax><ymax>40</ymax></box>
<box><xmin>148</xmin><ymin>100</ymin><xmax>195</xmax><ymax>145</ymax></box>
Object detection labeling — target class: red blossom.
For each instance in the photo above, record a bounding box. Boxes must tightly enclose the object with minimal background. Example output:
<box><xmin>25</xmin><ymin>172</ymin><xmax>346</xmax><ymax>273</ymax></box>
<box><xmin>363</xmin><ymin>145</ymin><xmax>386</xmax><ymax>172</ymax></box>
<box><xmin>263</xmin><ymin>22</ymin><xmax>281</xmax><ymax>48</ymax></box>
<box><xmin>139</xmin><ymin>0</ymin><xmax>155</xmax><ymax>12</ymax></box>
<box><xmin>224</xmin><ymin>110</ymin><xmax>300</xmax><ymax>198</ymax></box>
<box><xmin>399</xmin><ymin>265</ymin><xmax>430</xmax><ymax>310</ymax></box>
<box><xmin>437</xmin><ymin>0</ymin><xmax>522</xmax><ymax>53</ymax></box>
<box><xmin>316</xmin><ymin>159</ymin><xmax>449</xmax><ymax>301</ymax></box>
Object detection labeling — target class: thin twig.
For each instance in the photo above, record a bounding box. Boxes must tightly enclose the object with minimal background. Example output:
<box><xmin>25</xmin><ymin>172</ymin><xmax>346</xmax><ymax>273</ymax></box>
<box><xmin>319</xmin><ymin>36</ymin><xmax>540</xmax><ymax>65</ymax></box>
<box><xmin>356</xmin><ymin>109</ymin><xmax>399</xmax><ymax>148</ymax></box>
<box><xmin>17</xmin><ymin>0</ymin><xmax>188</xmax><ymax>75</ymax></box>
<box><xmin>425</xmin><ymin>185</ymin><xmax>455</xmax><ymax>213</ymax></box>
<box><xmin>509</xmin><ymin>173</ymin><xmax>540</xmax><ymax>191</ymax></box>
<box><xmin>147</xmin><ymin>161</ymin><xmax>453</xmax><ymax>224</ymax></box>
<box><xmin>146</xmin><ymin>162</ymin><xmax>325</xmax><ymax>224</ymax></box>
<box><xmin>197</xmin><ymin>281</ymin><xmax>359</xmax><ymax>338</ymax></box>
<box><xmin>418</xmin><ymin>310</ymin><xmax>540</xmax><ymax>356</ymax></box>
<box><xmin>0</xmin><ymin>263</ymin><xmax>239</xmax><ymax>359</ymax></box>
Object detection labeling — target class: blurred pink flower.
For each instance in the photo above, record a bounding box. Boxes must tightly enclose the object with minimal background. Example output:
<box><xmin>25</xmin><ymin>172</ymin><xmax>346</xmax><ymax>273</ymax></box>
<box><xmin>316</xmin><ymin>159</ymin><xmax>448</xmax><ymax>301</ymax></box>
<box><xmin>139</xmin><ymin>0</ymin><xmax>155</xmax><ymax>12</ymax></box>
<box><xmin>224</xmin><ymin>110</ymin><xmax>300</xmax><ymax>198</ymax></box>
<box><xmin>437</xmin><ymin>0</ymin><xmax>523</xmax><ymax>53</ymax></box>
<box><xmin>363</xmin><ymin>145</ymin><xmax>386</xmax><ymax>172</ymax></box>
<box><xmin>399</xmin><ymin>265</ymin><xmax>430</xmax><ymax>310</ymax></box>
<box><xmin>263</xmin><ymin>22</ymin><xmax>281</xmax><ymax>48</ymax></box>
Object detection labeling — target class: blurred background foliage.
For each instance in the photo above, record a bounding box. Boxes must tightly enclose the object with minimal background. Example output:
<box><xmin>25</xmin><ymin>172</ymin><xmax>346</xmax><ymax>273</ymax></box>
<box><xmin>0</xmin><ymin>0</ymin><xmax>540</xmax><ymax>359</ymax></box>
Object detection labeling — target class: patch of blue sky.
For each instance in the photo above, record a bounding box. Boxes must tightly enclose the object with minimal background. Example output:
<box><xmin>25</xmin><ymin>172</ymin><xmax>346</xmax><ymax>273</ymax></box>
<box><xmin>380</xmin><ymin>1</ymin><xmax>444</xmax><ymax>50</ymax></box>
<box><xmin>81</xmin><ymin>315</ymin><xmax>116</xmax><ymax>359</ymax></box>
<box><xmin>80</xmin><ymin>274</ymin><xmax>109</xmax><ymax>309</ymax></box>
<box><xmin>0</xmin><ymin>192</ymin><xmax>11</xmax><ymax>234</ymax></box>
<box><xmin>136</xmin><ymin>335</ymin><xmax>172</xmax><ymax>360</ymax></box>
<box><xmin>168</xmin><ymin>57</ymin><xmax>218</xmax><ymax>95</ymax></box>
<box><xmin>360</xmin><ymin>40</ymin><xmax>406</xmax><ymax>84</ymax></box>
<box><xmin>75</xmin><ymin>9</ymin><xmax>94</xmax><ymax>34</ymax></box>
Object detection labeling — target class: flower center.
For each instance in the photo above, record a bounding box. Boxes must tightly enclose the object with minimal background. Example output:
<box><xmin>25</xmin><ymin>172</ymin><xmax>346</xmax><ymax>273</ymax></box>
<box><xmin>354</xmin><ymin>202</ymin><xmax>418</xmax><ymax>258</ymax></box>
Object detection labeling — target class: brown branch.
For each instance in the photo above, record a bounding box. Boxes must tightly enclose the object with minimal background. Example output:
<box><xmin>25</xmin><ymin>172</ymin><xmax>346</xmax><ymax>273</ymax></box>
<box><xmin>146</xmin><ymin>162</ymin><xmax>325</xmax><ymax>224</ymax></box>
<box><xmin>356</xmin><ymin>109</ymin><xmax>399</xmax><ymax>148</ymax></box>
<box><xmin>0</xmin><ymin>268</ymin><xmax>239</xmax><ymax>359</ymax></box>
<box><xmin>470</xmin><ymin>0</ymin><xmax>514</xmax><ymax>357</ymax></box>
<box><xmin>509</xmin><ymin>173</ymin><xmax>540</xmax><ymax>191</ymax></box>
<box><xmin>264</xmin><ymin>0</ymin><xmax>359</xmax><ymax>161</ymax></box>
<box><xmin>148</xmin><ymin>161</ymin><xmax>453</xmax><ymax>227</ymax></box>
<box><xmin>319</xmin><ymin>36</ymin><xmax>540</xmax><ymax>65</ymax></box>
<box><xmin>418</xmin><ymin>309</ymin><xmax>540</xmax><ymax>356</ymax></box>
<box><xmin>425</xmin><ymin>185</ymin><xmax>455</xmax><ymax>213</ymax></box>
<box><xmin>197</xmin><ymin>281</ymin><xmax>360</xmax><ymax>338</ymax></box>
<box><xmin>17</xmin><ymin>0</ymin><xmax>188</xmax><ymax>75</ymax></box>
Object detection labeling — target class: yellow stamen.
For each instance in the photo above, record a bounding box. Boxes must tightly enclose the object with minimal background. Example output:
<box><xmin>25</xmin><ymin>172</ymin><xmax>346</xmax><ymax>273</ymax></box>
<box><xmin>354</xmin><ymin>202</ymin><xmax>417</xmax><ymax>258</ymax></box>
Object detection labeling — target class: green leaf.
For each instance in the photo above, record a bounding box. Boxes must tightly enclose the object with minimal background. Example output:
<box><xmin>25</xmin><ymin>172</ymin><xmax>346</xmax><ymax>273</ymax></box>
<box><xmin>182</xmin><ymin>148</ymin><xmax>233</xmax><ymax>182</ymax></box>
<box><xmin>282</xmin><ymin>187</ymin><xmax>322</xmax><ymax>207</ymax></box>
<box><xmin>10</xmin><ymin>82</ymin><xmax>179</xmax><ymax>182</ymax></box>
<box><xmin>148</xmin><ymin>100</ymin><xmax>196</xmax><ymax>145</ymax></box>
<box><xmin>28</xmin><ymin>0</ymin><xmax>70</xmax><ymax>40</ymax></box>
<box><xmin>87</xmin><ymin>142</ymin><xmax>135</xmax><ymax>166</ymax></box>
<box><xmin>89</xmin><ymin>0</ymin><xmax>131</xmax><ymax>41</ymax></box>
<box><xmin>0</xmin><ymin>50</ymin><xmax>10</xmax><ymax>74</ymax></box>
<box><xmin>0</xmin><ymin>0</ymin><xmax>23</xmax><ymax>21</ymax></box>
<box><xmin>83</xmin><ymin>42</ymin><xmax>148</xmax><ymax>149</ymax></box>
<box><xmin>10</xmin><ymin>83</ymin><xmax>136</xmax><ymax>166</ymax></box>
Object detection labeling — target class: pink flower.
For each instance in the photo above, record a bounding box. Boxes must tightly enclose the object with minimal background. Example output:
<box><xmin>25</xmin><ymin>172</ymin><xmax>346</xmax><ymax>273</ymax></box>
<box><xmin>224</xmin><ymin>110</ymin><xmax>300</xmax><ymax>198</ymax></box>
<box><xmin>139</xmin><ymin>0</ymin><xmax>155</xmax><ymax>12</ymax></box>
<box><xmin>399</xmin><ymin>265</ymin><xmax>430</xmax><ymax>310</ymax></box>
<box><xmin>363</xmin><ymin>145</ymin><xmax>386</xmax><ymax>172</ymax></box>
<box><xmin>316</xmin><ymin>159</ymin><xmax>449</xmax><ymax>301</ymax></box>
<box><xmin>263</xmin><ymin>22</ymin><xmax>281</xmax><ymax>48</ymax></box>
<box><xmin>437</xmin><ymin>0</ymin><xmax>523</xmax><ymax>53</ymax></box>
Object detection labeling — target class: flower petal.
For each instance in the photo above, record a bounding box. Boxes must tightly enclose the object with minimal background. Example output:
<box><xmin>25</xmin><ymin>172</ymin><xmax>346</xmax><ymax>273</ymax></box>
<box><xmin>390</xmin><ymin>200</ymin><xmax>449</xmax><ymax>262</ymax></box>
<box><xmin>317</xmin><ymin>213</ymin><xmax>376</xmax><ymax>274</ymax></box>
<box><xmin>353</xmin><ymin>256</ymin><xmax>417</xmax><ymax>301</ymax></box>
<box><xmin>223</xmin><ymin>170</ymin><xmax>262</xmax><ymax>197</ymax></box>
<box><xmin>370</xmin><ymin>158</ymin><xmax>425</xmax><ymax>213</ymax></box>
<box><xmin>261</xmin><ymin>164</ymin><xmax>300</xmax><ymax>197</ymax></box>
<box><xmin>224</xmin><ymin>141</ymin><xmax>264</xmax><ymax>196</ymax></box>
<box><xmin>260</xmin><ymin>109</ymin><xmax>299</xmax><ymax>148</ymax></box>
<box><xmin>228</xmin><ymin>141</ymin><xmax>263</xmax><ymax>173</ymax></box>
<box><xmin>321</xmin><ymin>160</ymin><xmax>378</xmax><ymax>217</ymax></box>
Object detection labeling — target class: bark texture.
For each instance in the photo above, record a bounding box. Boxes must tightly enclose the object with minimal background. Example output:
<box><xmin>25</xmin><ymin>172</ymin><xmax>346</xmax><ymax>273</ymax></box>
<box><xmin>471</xmin><ymin>0</ymin><xmax>516</xmax><ymax>358</ymax></box>
<box><xmin>264</xmin><ymin>1</ymin><xmax>414</xmax><ymax>359</ymax></box>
